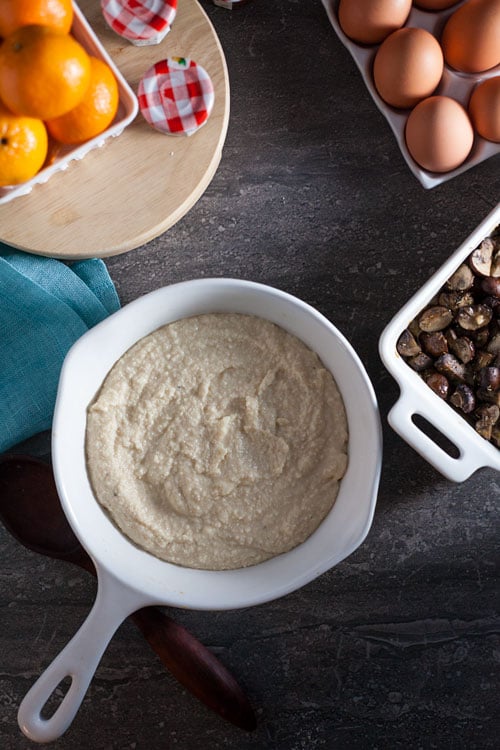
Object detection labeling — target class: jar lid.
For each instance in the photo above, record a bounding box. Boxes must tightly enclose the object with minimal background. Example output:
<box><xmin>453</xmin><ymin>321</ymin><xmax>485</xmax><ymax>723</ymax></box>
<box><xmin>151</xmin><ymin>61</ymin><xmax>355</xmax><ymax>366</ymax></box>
<box><xmin>138</xmin><ymin>57</ymin><xmax>215</xmax><ymax>136</ymax></box>
<box><xmin>101</xmin><ymin>0</ymin><xmax>178</xmax><ymax>46</ymax></box>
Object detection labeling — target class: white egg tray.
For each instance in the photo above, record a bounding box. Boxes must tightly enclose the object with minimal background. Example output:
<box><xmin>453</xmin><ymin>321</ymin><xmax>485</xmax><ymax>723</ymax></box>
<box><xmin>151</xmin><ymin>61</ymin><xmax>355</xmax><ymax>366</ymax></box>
<box><xmin>0</xmin><ymin>2</ymin><xmax>138</xmax><ymax>206</ymax></box>
<box><xmin>379</xmin><ymin>202</ymin><xmax>500</xmax><ymax>481</ymax></box>
<box><xmin>322</xmin><ymin>0</ymin><xmax>500</xmax><ymax>189</ymax></box>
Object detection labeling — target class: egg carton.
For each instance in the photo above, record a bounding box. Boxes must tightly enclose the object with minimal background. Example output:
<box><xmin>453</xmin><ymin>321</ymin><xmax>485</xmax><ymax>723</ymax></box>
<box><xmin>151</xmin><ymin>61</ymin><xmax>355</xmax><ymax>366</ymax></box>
<box><xmin>0</xmin><ymin>2</ymin><xmax>138</xmax><ymax>206</ymax></box>
<box><xmin>321</xmin><ymin>0</ymin><xmax>500</xmax><ymax>189</ymax></box>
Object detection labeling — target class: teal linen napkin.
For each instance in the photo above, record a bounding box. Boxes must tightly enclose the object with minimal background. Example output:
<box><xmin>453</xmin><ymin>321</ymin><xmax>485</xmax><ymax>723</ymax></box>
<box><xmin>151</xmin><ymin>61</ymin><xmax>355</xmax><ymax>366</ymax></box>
<box><xmin>0</xmin><ymin>246</ymin><xmax>120</xmax><ymax>452</ymax></box>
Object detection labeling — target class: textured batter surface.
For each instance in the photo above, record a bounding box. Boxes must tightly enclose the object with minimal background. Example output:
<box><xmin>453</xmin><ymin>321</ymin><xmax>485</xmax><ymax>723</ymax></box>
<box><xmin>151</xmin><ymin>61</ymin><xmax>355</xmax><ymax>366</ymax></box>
<box><xmin>86</xmin><ymin>314</ymin><xmax>348</xmax><ymax>569</ymax></box>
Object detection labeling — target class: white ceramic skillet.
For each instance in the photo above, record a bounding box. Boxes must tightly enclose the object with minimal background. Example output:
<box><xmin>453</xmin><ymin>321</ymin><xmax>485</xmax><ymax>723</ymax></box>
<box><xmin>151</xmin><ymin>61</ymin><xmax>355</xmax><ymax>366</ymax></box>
<box><xmin>379</xmin><ymin>204</ymin><xmax>500</xmax><ymax>482</ymax></box>
<box><xmin>18</xmin><ymin>278</ymin><xmax>382</xmax><ymax>742</ymax></box>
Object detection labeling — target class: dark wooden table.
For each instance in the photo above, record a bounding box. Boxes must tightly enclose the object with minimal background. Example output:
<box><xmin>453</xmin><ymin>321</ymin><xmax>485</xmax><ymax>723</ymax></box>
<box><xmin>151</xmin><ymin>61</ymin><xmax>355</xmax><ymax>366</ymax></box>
<box><xmin>1</xmin><ymin>2</ymin><xmax>499</xmax><ymax>748</ymax></box>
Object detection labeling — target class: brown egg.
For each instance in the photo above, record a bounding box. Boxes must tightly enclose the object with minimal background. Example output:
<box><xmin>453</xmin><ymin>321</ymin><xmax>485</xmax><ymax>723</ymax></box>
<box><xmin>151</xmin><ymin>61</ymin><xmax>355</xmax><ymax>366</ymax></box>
<box><xmin>373</xmin><ymin>28</ymin><xmax>444</xmax><ymax>109</ymax></box>
<box><xmin>338</xmin><ymin>0</ymin><xmax>412</xmax><ymax>45</ymax></box>
<box><xmin>441</xmin><ymin>0</ymin><xmax>500</xmax><ymax>73</ymax></box>
<box><xmin>413</xmin><ymin>0</ymin><xmax>459</xmax><ymax>9</ymax></box>
<box><xmin>405</xmin><ymin>96</ymin><xmax>474</xmax><ymax>172</ymax></box>
<box><xmin>469</xmin><ymin>77</ymin><xmax>500</xmax><ymax>142</ymax></box>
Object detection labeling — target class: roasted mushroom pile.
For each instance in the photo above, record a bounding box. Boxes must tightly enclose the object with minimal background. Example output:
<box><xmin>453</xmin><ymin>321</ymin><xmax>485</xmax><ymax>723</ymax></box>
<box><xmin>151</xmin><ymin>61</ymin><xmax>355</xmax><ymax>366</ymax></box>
<box><xmin>397</xmin><ymin>227</ymin><xmax>500</xmax><ymax>447</ymax></box>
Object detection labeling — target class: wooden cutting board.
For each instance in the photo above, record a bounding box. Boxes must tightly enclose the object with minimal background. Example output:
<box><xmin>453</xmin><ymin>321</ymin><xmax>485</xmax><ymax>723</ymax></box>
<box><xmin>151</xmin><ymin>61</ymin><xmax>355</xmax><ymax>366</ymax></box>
<box><xmin>0</xmin><ymin>0</ymin><xmax>229</xmax><ymax>259</ymax></box>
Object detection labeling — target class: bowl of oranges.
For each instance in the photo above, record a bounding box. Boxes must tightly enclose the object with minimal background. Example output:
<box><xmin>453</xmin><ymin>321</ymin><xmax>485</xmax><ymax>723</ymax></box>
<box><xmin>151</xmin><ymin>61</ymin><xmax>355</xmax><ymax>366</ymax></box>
<box><xmin>0</xmin><ymin>0</ymin><xmax>138</xmax><ymax>204</ymax></box>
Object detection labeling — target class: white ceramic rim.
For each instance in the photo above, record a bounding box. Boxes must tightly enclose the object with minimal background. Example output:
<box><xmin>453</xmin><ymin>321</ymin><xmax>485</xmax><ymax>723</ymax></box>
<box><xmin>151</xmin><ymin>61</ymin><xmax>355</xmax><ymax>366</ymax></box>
<box><xmin>52</xmin><ymin>278</ymin><xmax>382</xmax><ymax>611</ymax></box>
<box><xmin>379</xmin><ymin>203</ymin><xmax>500</xmax><ymax>481</ymax></box>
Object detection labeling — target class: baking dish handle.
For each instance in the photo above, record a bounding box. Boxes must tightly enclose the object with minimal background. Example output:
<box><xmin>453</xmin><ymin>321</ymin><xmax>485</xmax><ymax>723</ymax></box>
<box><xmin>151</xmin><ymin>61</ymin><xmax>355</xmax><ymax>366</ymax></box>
<box><xmin>388</xmin><ymin>391</ymin><xmax>489</xmax><ymax>482</ymax></box>
<box><xmin>18</xmin><ymin>570</ymin><xmax>146</xmax><ymax>744</ymax></box>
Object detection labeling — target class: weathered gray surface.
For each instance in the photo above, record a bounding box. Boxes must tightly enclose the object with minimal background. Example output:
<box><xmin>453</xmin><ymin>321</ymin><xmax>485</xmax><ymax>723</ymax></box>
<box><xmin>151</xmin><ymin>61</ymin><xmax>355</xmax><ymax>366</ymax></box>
<box><xmin>1</xmin><ymin>1</ymin><xmax>499</xmax><ymax>748</ymax></box>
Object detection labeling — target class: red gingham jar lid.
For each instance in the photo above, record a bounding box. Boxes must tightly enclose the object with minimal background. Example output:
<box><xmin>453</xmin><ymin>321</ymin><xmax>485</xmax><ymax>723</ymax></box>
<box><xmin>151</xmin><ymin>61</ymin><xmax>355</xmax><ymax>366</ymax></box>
<box><xmin>101</xmin><ymin>0</ymin><xmax>178</xmax><ymax>46</ymax></box>
<box><xmin>138</xmin><ymin>57</ymin><xmax>215</xmax><ymax>136</ymax></box>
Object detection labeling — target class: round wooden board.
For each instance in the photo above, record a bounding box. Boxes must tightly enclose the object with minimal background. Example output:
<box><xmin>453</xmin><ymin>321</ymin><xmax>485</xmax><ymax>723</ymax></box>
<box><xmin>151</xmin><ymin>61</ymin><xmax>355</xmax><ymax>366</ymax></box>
<box><xmin>0</xmin><ymin>0</ymin><xmax>229</xmax><ymax>259</ymax></box>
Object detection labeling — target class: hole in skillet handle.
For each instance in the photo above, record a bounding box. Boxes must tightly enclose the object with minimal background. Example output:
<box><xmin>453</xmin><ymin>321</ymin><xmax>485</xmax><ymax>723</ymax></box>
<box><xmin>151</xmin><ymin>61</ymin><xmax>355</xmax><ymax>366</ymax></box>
<box><xmin>40</xmin><ymin>676</ymin><xmax>73</xmax><ymax>720</ymax></box>
<box><xmin>411</xmin><ymin>414</ymin><xmax>460</xmax><ymax>459</ymax></box>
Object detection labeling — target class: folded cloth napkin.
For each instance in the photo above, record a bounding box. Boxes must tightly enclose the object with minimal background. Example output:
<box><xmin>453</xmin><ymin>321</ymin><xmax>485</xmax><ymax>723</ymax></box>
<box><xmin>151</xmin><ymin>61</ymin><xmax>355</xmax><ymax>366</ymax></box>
<box><xmin>0</xmin><ymin>245</ymin><xmax>120</xmax><ymax>452</ymax></box>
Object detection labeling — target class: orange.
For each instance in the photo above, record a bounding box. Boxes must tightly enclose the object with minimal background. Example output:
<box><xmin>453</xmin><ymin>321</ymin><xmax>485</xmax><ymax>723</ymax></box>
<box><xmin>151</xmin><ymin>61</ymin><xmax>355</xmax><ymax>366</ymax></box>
<box><xmin>0</xmin><ymin>0</ymin><xmax>73</xmax><ymax>38</ymax></box>
<box><xmin>47</xmin><ymin>57</ymin><xmax>119</xmax><ymax>144</ymax></box>
<box><xmin>0</xmin><ymin>102</ymin><xmax>48</xmax><ymax>186</ymax></box>
<box><xmin>0</xmin><ymin>25</ymin><xmax>91</xmax><ymax>120</ymax></box>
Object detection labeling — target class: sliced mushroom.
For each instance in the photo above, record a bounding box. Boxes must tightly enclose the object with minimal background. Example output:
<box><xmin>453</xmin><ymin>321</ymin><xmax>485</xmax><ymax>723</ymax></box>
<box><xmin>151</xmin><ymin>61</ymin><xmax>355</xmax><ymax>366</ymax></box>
<box><xmin>476</xmin><ymin>389</ymin><xmax>500</xmax><ymax>407</ymax></box>
<box><xmin>474</xmin><ymin>404</ymin><xmax>499</xmax><ymax>440</ymax></box>
<box><xmin>450</xmin><ymin>383</ymin><xmax>476</xmax><ymax>413</ymax></box>
<box><xmin>408</xmin><ymin>318</ymin><xmax>421</xmax><ymax>338</ymax></box>
<box><xmin>470</xmin><ymin>238</ymin><xmax>494</xmax><ymax>276</ymax></box>
<box><xmin>470</xmin><ymin>326</ymin><xmax>491</xmax><ymax>348</ymax></box>
<box><xmin>420</xmin><ymin>331</ymin><xmax>448</xmax><ymax>358</ymax></box>
<box><xmin>456</xmin><ymin>304</ymin><xmax>493</xmax><ymax>331</ymax></box>
<box><xmin>424</xmin><ymin>371</ymin><xmax>449</xmax><ymax>400</ymax></box>
<box><xmin>438</xmin><ymin>291</ymin><xmax>475</xmax><ymax>312</ymax></box>
<box><xmin>487</xmin><ymin>333</ymin><xmax>500</xmax><ymax>356</ymax></box>
<box><xmin>396</xmin><ymin>329</ymin><xmax>421</xmax><ymax>358</ymax></box>
<box><xmin>481</xmin><ymin>295</ymin><xmax>500</xmax><ymax>314</ymax></box>
<box><xmin>481</xmin><ymin>276</ymin><xmax>500</xmax><ymax>298</ymax></box>
<box><xmin>474</xmin><ymin>403</ymin><xmax>500</xmax><ymax>425</ymax></box>
<box><xmin>446</xmin><ymin>329</ymin><xmax>475</xmax><ymax>364</ymax></box>
<box><xmin>435</xmin><ymin>353</ymin><xmax>466</xmax><ymax>382</ymax></box>
<box><xmin>446</xmin><ymin>264</ymin><xmax>474</xmax><ymax>291</ymax></box>
<box><xmin>477</xmin><ymin>366</ymin><xmax>500</xmax><ymax>392</ymax></box>
<box><xmin>418</xmin><ymin>306</ymin><xmax>454</xmax><ymax>332</ymax></box>
<box><xmin>475</xmin><ymin>419</ymin><xmax>493</xmax><ymax>440</ymax></box>
<box><xmin>408</xmin><ymin>352</ymin><xmax>433</xmax><ymax>372</ymax></box>
<box><xmin>472</xmin><ymin>350</ymin><xmax>495</xmax><ymax>371</ymax></box>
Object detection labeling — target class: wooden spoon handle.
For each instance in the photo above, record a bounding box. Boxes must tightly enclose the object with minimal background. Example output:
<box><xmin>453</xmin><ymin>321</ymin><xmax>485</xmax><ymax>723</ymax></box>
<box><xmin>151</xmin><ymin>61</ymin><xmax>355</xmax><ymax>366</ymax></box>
<box><xmin>130</xmin><ymin>607</ymin><xmax>256</xmax><ymax>731</ymax></box>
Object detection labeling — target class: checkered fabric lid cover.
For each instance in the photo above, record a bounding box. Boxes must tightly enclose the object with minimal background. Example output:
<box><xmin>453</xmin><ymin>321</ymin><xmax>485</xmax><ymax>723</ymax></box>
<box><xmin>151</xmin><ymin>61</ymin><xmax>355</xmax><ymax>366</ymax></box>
<box><xmin>101</xmin><ymin>0</ymin><xmax>177</xmax><ymax>43</ymax></box>
<box><xmin>138</xmin><ymin>57</ymin><xmax>215</xmax><ymax>136</ymax></box>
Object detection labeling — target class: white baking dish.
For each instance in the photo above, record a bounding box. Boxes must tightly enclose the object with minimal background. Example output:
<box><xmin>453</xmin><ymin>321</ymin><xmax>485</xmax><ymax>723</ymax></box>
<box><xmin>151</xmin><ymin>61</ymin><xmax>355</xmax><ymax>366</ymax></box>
<box><xmin>379</xmin><ymin>203</ymin><xmax>500</xmax><ymax>481</ymax></box>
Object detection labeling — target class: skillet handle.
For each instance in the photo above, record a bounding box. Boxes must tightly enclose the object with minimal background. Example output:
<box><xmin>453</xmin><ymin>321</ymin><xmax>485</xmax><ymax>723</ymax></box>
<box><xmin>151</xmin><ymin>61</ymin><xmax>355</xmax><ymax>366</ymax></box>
<box><xmin>18</xmin><ymin>571</ymin><xmax>144</xmax><ymax>744</ymax></box>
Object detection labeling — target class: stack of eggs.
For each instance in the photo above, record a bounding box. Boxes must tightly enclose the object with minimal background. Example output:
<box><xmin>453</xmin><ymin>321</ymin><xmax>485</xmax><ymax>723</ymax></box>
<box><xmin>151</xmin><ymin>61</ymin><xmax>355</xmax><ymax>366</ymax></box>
<box><xmin>337</xmin><ymin>0</ymin><xmax>500</xmax><ymax>174</ymax></box>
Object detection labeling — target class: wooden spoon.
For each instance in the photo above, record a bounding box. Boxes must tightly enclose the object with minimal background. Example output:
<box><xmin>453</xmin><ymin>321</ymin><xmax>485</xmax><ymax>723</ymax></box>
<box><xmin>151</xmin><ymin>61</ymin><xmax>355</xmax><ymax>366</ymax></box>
<box><xmin>0</xmin><ymin>453</ymin><xmax>256</xmax><ymax>731</ymax></box>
